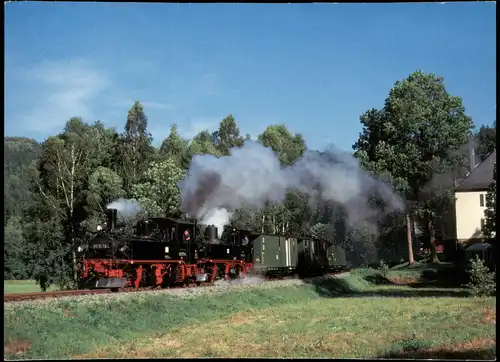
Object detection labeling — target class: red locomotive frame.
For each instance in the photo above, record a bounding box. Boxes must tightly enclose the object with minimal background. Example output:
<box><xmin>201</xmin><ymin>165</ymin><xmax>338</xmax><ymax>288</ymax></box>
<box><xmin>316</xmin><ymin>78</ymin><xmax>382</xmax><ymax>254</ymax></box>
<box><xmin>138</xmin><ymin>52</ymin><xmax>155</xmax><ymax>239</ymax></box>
<box><xmin>81</xmin><ymin>257</ymin><xmax>253</xmax><ymax>288</ymax></box>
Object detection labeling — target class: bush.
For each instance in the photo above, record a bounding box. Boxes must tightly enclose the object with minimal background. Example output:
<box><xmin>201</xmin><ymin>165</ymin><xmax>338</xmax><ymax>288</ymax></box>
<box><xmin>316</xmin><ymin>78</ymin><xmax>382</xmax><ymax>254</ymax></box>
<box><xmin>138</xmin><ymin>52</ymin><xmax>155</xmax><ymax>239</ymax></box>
<box><xmin>378</xmin><ymin>260</ymin><xmax>390</xmax><ymax>278</ymax></box>
<box><xmin>466</xmin><ymin>256</ymin><xmax>496</xmax><ymax>297</ymax></box>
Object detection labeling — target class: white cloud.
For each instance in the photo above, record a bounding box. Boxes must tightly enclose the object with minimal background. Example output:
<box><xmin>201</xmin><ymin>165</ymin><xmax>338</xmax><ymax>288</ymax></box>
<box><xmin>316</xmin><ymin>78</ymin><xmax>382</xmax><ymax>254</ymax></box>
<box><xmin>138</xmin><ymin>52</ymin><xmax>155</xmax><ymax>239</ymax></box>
<box><xmin>19</xmin><ymin>59</ymin><xmax>109</xmax><ymax>133</ymax></box>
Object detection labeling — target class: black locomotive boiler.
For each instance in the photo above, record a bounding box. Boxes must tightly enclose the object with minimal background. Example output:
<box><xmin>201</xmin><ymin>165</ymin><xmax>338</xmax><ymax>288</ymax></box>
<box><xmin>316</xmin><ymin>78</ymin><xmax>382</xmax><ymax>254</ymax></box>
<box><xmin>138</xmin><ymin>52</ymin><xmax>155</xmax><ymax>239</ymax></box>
<box><xmin>77</xmin><ymin>208</ymin><xmax>348</xmax><ymax>290</ymax></box>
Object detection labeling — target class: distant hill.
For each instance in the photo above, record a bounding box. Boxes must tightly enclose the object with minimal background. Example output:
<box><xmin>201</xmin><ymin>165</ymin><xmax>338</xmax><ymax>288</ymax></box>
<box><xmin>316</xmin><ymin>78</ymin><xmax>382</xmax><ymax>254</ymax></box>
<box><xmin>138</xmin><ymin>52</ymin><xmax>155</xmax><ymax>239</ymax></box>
<box><xmin>4</xmin><ymin>137</ymin><xmax>42</xmax><ymax>223</ymax></box>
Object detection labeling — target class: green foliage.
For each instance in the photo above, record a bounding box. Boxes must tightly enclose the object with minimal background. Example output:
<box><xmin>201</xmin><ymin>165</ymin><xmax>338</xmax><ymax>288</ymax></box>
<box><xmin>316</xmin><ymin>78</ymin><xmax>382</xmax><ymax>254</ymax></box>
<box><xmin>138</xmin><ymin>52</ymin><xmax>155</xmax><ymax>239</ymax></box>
<box><xmin>189</xmin><ymin>130</ymin><xmax>222</xmax><ymax>157</ymax></box>
<box><xmin>310</xmin><ymin>223</ymin><xmax>331</xmax><ymax>241</ymax></box>
<box><xmin>466</xmin><ymin>256</ymin><xmax>496</xmax><ymax>297</ymax></box>
<box><xmin>345</xmin><ymin>222</ymin><xmax>379</xmax><ymax>267</ymax></box>
<box><xmin>4</xmin><ymin>138</ymin><xmax>41</xmax><ymax>279</ymax></box>
<box><xmin>391</xmin><ymin>339</ymin><xmax>433</xmax><ymax>353</ymax></box>
<box><xmin>4</xmin><ymin>137</ymin><xmax>41</xmax><ymax>224</ymax></box>
<box><xmin>159</xmin><ymin>124</ymin><xmax>190</xmax><ymax>169</ymax></box>
<box><xmin>476</xmin><ymin>122</ymin><xmax>496</xmax><ymax>162</ymax></box>
<box><xmin>353</xmin><ymin>70</ymin><xmax>473</xmax><ymax>202</ymax></box>
<box><xmin>118</xmin><ymin>101</ymin><xmax>155</xmax><ymax>194</ymax></box>
<box><xmin>2</xmin><ymin>72</ymin><xmax>483</xmax><ymax>289</ymax></box>
<box><xmin>377</xmin><ymin>259</ymin><xmax>390</xmax><ymax>277</ymax></box>
<box><xmin>131</xmin><ymin>159</ymin><xmax>185</xmax><ymax>217</ymax></box>
<box><xmin>258</xmin><ymin>124</ymin><xmax>306</xmax><ymax>166</ymax></box>
<box><xmin>212</xmin><ymin>114</ymin><xmax>245</xmax><ymax>156</ymax></box>
<box><xmin>483</xmin><ymin>163</ymin><xmax>496</xmax><ymax>238</ymax></box>
<box><xmin>4</xmin><ymin>217</ymin><xmax>29</xmax><ymax>280</ymax></box>
<box><xmin>84</xmin><ymin>167</ymin><xmax>125</xmax><ymax>233</ymax></box>
<box><xmin>24</xmin><ymin>216</ymin><xmax>73</xmax><ymax>291</ymax></box>
<box><xmin>353</xmin><ymin>71</ymin><xmax>474</xmax><ymax>263</ymax></box>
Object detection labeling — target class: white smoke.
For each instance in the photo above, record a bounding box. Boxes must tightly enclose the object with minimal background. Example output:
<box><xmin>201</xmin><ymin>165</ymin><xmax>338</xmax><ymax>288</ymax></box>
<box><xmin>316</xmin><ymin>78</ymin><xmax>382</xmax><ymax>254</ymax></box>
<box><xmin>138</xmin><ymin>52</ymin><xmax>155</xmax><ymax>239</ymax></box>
<box><xmin>214</xmin><ymin>275</ymin><xmax>265</xmax><ymax>287</ymax></box>
<box><xmin>107</xmin><ymin>198</ymin><xmax>144</xmax><ymax>220</ymax></box>
<box><xmin>179</xmin><ymin>141</ymin><xmax>404</xmax><ymax>231</ymax></box>
<box><xmin>199</xmin><ymin>208</ymin><xmax>232</xmax><ymax>238</ymax></box>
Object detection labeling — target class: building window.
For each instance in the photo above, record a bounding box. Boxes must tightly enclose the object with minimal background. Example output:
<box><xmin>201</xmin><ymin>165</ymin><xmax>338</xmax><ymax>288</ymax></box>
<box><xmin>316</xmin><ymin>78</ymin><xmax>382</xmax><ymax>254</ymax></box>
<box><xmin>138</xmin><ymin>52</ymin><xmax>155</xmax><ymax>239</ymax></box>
<box><xmin>480</xmin><ymin>218</ymin><xmax>485</xmax><ymax>232</ymax></box>
<box><xmin>480</xmin><ymin>194</ymin><xmax>485</xmax><ymax>207</ymax></box>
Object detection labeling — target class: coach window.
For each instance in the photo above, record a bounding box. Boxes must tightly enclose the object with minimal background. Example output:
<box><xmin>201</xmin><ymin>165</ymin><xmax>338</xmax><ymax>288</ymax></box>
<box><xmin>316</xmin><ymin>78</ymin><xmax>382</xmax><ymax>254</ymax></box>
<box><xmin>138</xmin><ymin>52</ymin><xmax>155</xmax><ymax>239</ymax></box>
<box><xmin>480</xmin><ymin>218</ymin><xmax>485</xmax><ymax>232</ymax></box>
<box><xmin>480</xmin><ymin>193</ymin><xmax>485</xmax><ymax>207</ymax></box>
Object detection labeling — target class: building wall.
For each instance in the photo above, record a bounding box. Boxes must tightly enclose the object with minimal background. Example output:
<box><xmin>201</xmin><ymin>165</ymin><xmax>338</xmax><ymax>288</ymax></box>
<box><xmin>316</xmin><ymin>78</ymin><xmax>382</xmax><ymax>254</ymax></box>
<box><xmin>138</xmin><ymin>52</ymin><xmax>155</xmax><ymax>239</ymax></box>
<box><xmin>455</xmin><ymin>190</ymin><xmax>488</xmax><ymax>242</ymax></box>
<box><xmin>436</xmin><ymin>202</ymin><xmax>457</xmax><ymax>241</ymax></box>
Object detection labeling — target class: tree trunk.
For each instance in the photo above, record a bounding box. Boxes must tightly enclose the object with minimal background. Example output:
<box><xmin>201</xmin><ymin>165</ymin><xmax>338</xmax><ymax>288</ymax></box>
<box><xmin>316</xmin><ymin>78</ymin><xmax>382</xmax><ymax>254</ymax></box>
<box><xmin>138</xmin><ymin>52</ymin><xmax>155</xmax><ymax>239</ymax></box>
<box><xmin>72</xmin><ymin>250</ymin><xmax>78</xmax><ymax>285</ymax></box>
<box><xmin>271</xmin><ymin>210</ymin><xmax>277</xmax><ymax>235</ymax></box>
<box><xmin>406</xmin><ymin>214</ymin><xmax>415</xmax><ymax>265</ymax></box>
<box><xmin>427</xmin><ymin>212</ymin><xmax>440</xmax><ymax>264</ymax></box>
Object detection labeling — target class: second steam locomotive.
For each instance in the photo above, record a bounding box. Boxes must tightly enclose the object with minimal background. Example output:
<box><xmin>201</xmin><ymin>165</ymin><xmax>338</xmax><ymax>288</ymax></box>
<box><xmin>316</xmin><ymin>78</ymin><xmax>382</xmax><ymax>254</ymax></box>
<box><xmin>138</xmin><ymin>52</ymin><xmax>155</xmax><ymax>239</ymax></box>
<box><xmin>76</xmin><ymin>209</ymin><xmax>348</xmax><ymax>290</ymax></box>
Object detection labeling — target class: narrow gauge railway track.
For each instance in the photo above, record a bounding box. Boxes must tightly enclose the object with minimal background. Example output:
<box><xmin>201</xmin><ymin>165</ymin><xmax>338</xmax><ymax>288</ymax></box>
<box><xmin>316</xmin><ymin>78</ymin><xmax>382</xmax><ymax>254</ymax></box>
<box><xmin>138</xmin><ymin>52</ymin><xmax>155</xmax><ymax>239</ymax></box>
<box><xmin>4</xmin><ymin>271</ymin><xmax>349</xmax><ymax>303</ymax></box>
<box><xmin>3</xmin><ymin>282</ymin><xmax>214</xmax><ymax>303</ymax></box>
<box><xmin>4</xmin><ymin>289</ymin><xmax>112</xmax><ymax>302</ymax></box>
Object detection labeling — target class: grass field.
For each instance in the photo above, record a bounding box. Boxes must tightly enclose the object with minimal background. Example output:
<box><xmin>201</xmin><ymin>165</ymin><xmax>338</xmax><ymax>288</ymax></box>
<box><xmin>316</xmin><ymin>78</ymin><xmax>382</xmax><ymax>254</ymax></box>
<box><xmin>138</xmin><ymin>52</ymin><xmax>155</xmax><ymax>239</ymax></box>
<box><xmin>4</xmin><ymin>280</ymin><xmax>59</xmax><ymax>294</ymax></box>
<box><xmin>4</xmin><ymin>268</ymin><xmax>496</xmax><ymax>360</ymax></box>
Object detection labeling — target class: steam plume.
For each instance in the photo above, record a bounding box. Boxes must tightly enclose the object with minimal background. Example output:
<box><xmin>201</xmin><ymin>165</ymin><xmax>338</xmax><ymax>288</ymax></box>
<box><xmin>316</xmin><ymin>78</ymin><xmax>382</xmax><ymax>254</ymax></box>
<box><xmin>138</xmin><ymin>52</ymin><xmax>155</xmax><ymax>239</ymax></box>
<box><xmin>179</xmin><ymin>141</ymin><xmax>404</xmax><ymax>232</ymax></box>
<box><xmin>107</xmin><ymin>198</ymin><xmax>144</xmax><ymax>220</ymax></box>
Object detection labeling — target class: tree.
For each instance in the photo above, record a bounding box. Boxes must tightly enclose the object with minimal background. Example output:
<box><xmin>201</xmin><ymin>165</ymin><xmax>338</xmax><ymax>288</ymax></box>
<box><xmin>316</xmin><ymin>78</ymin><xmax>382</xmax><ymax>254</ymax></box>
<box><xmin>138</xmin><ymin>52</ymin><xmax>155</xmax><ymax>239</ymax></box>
<box><xmin>4</xmin><ymin>137</ymin><xmax>41</xmax><ymax>224</ymax></box>
<box><xmin>483</xmin><ymin>163</ymin><xmax>496</xmax><ymax>238</ymax></box>
<box><xmin>476</xmin><ymin>121</ymin><xmax>496</xmax><ymax>162</ymax></box>
<box><xmin>31</xmin><ymin>118</ymin><xmax>111</xmax><ymax>286</ymax></box>
<box><xmin>258</xmin><ymin>124</ymin><xmax>306</xmax><ymax>166</ymax></box>
<box><xmin>90</xmin><ymin>121</ymin><xmax>120</xmax><ymax>171</ymax></box>
<box><xmin>4</xmin><ymin>216</ymin><xmax>29</xmax><ymax>280</ymax></box>
<box><xmin>252</xmin><ymin>124</ymin><xmax>308</xmax><ymax>235</ymax></box>
<box><xmin>131</xmin><ymin>159</ymin><xmax>185</xmax><ymax>218</ymax></box>
<box><xmin>159</xmin><ymin>124</ymin><xmax>190</xmax><ymax>169</ymax></box>
<box><xmin>212</xmin><ymin>114</ymin><xmax>245</xmax><ymax>156</ymax></box>
<box><xmin>189</xmin><ymin>130</ymin><xmax>222</xmax><ymax>157</ymax></box>
<box><xmin>118</xmin><ymin>101</ymin><xmax>155</xmax><ymax>194</ymax></box>
<box><xmin>353</xmin><ymin>71</ymin><xmax>474</xmax><ymax>264</ymax></box>
<box><xmin>84</xmin><ymin>166</ymin><xmax>125</xmax><ymax>233</ymax></box>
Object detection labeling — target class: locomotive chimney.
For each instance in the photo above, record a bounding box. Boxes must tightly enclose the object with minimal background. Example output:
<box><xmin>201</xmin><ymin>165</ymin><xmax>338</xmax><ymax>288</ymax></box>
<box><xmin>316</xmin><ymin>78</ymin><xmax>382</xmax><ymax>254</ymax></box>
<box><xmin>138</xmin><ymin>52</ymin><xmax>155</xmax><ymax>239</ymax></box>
<box><xmin>205</xmin><ymin>225</ymin><xmax>218</xmax><ymax>243</ymax></box>
<box><xmin>106</xmin><ymin>208</ymin><xmax>117</xmax><ymax>232</ymax></box>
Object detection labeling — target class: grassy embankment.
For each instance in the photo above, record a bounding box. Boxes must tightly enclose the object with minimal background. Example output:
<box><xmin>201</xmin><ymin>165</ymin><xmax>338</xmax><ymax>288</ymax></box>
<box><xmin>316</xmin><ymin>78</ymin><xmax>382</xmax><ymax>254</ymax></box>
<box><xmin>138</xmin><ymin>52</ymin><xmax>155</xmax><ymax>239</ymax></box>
<box><xmin>4</xmin><ymin>263</ymin><xmax>496</xmax><ymax>360</ymax></box>
<box><xmin>4</xmin><ymin>280</ymin><xmax>58</xmax><ymax>294</ymax></box>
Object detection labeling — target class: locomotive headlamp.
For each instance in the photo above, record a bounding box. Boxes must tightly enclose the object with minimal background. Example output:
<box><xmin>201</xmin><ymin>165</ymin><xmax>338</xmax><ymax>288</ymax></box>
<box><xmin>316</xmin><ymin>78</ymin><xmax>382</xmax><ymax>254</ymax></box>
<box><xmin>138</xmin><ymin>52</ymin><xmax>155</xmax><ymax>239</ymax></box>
<box><xmin>77</xmin><ymin>246</ymin><xmax>84</xmax><ymax>252</ymax></box>
<box><xmin>97</xmin><ymin>225</ymin><xmax>103</xmax><ymax>231</ymax></box>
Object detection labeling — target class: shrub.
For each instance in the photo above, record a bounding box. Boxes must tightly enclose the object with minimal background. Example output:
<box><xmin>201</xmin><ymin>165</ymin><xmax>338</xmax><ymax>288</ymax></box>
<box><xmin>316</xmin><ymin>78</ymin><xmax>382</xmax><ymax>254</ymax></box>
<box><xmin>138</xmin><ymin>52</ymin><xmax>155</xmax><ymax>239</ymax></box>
<box><xmin>378</xmin><ymin>260</ymin><xmax>390</xmax><ymax>278</ymax></box>
<box><xmin>466</xmin><ymin>256</ymin><xmax>496</xmax><ymax>297</ymax></box>
<box><xmin>392</xmin><ymin>338</ymin><xmax>433</xmax><ymax>352</ymax></box>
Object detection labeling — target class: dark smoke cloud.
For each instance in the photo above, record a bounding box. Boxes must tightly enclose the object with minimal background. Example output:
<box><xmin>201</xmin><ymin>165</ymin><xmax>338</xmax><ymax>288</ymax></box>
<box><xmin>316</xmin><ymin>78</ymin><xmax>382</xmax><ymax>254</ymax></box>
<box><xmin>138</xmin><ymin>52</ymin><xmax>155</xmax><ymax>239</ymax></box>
<box><xmin>178</xmin><ymin>141</ymin><xmax>404</xmax><ymax>232</ymax></box>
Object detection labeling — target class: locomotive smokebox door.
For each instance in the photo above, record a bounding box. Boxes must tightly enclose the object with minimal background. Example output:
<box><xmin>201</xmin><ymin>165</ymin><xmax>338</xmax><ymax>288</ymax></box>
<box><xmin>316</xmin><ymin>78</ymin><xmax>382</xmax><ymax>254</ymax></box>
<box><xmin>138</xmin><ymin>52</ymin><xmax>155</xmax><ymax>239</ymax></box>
<box><xmin>205</xmin><ymin>225</ymin><xmax>218</xmax><ymax>243</ymax></box>
<box><xmin>106</xmin><ymin>208</ymin><xmax>118</xmax><ymax>232</ymax></box>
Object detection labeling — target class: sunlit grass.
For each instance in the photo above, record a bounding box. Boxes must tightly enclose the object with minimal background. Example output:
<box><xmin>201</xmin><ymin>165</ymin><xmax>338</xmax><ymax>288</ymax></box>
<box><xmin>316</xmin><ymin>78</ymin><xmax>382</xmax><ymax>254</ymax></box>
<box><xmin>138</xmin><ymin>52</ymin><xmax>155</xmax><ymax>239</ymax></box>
<box><xmin>4</xmin><ymin>280</ymin><xmax>58</xmax><ymax>294</ymax></box>
<box><xmin>4</xmin><ymin>272</ymin><xmax>495</xmax><ymax>360</ymax></box>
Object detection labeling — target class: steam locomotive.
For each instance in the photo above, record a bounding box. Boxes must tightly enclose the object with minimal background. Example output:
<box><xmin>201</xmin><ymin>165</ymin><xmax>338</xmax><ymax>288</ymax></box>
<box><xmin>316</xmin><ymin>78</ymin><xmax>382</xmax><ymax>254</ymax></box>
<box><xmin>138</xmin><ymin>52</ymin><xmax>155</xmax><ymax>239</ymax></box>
<box><xmin>76</xmin><ymin>209</ymin><xmax>348</xmax><ymax>290</ymax></box>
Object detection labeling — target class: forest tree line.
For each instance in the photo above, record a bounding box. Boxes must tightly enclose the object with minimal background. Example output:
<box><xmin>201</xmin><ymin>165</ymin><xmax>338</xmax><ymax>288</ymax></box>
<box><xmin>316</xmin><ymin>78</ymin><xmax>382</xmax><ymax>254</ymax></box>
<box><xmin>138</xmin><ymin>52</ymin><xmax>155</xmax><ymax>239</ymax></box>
<box><xmin>4</xmin><ymin>71</ymin><xmax>497</xmax><ymax>289</ymax></box>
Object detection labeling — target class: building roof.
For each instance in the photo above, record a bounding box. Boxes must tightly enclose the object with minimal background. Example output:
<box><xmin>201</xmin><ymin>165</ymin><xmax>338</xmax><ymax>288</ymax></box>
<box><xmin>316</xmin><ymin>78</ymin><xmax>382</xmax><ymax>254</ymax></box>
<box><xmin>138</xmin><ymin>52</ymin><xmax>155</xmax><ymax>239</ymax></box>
<box><xmin>455</xmin><ymin>150</ymin><xmax>496</xmax><ymax>192</ymax></box>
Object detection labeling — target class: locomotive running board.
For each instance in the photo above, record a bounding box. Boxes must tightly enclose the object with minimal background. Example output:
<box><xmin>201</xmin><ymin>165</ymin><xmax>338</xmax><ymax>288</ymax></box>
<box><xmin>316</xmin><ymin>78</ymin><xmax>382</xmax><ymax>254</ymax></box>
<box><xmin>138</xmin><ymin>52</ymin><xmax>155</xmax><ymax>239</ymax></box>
<box><xmin>94</xmin><ymin>277</ymin><xmax>127</xmax><ymax>289</ymax></box>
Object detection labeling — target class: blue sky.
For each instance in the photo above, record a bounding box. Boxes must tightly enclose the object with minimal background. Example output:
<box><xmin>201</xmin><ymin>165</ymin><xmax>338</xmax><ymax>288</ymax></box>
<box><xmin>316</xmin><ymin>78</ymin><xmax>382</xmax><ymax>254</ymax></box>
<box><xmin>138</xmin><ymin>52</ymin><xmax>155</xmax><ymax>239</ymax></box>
<box><xmin>5</xmin><ymin>2</ymin><xmax>496</xmax><ymax>151</ymax></box>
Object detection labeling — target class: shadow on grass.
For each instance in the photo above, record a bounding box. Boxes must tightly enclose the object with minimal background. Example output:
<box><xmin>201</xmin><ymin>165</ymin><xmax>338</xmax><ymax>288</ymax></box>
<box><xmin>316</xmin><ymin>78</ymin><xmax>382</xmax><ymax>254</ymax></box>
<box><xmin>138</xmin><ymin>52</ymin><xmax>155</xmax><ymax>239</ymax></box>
<box><xmin>306</xmin><ymin>275</ymin><xmax>471</xmax><ymax>298</ymax></box>
<box><xmin>379</xmin><ymin>347</ymin><xmax>496</xmax><ymax>360</ymax></box>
